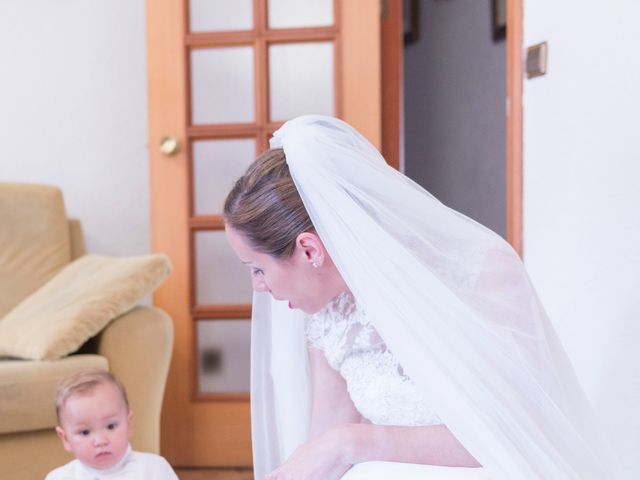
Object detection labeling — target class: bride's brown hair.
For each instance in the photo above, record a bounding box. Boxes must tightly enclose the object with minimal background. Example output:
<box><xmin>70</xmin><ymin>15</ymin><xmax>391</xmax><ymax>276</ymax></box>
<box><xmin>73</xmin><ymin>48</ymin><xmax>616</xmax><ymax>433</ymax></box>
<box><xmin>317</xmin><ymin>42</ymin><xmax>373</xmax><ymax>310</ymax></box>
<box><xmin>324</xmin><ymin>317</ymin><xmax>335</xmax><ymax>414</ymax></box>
<box><xmin>224</xmin><ymin>148</ymin><xmax>313</xmax><ymax>258</ymax></box>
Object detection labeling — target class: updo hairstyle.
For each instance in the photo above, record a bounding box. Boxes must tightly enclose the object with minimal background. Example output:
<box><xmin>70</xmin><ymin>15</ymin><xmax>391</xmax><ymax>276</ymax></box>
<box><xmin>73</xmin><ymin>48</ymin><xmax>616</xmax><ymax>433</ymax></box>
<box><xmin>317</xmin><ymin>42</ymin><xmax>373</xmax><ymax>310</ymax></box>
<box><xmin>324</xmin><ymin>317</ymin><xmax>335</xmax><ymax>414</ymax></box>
<box><xmin>224</xmin><ymin>148</ymin><xmax>313</xmax><ymax>258</ymax></box>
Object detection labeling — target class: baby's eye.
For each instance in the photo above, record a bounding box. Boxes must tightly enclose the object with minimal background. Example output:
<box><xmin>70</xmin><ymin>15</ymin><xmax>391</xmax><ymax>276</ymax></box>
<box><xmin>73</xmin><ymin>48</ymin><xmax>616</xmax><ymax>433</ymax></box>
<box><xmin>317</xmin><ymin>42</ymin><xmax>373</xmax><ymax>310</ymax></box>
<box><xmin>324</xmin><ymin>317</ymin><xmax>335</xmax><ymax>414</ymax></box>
<box><xmin>80</xmin><ymin>429</ymin><xmax>90</xmax><ymax>436</ymax></box>
<box><xmin>107</xmin><ymin>422</ymin><xmax>118</xmax><ymax>430</ymax></box>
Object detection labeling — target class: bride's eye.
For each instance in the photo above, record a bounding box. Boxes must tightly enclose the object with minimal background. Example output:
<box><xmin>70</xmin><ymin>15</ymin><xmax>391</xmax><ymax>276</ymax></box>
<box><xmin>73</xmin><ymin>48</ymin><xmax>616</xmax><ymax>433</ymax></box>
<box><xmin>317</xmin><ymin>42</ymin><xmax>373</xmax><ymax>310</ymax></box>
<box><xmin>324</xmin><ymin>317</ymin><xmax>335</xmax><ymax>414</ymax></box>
<box><xmin>251</xmin><ymin>268</ymin><xmax>264</xmax><ymax>276</ymax></box>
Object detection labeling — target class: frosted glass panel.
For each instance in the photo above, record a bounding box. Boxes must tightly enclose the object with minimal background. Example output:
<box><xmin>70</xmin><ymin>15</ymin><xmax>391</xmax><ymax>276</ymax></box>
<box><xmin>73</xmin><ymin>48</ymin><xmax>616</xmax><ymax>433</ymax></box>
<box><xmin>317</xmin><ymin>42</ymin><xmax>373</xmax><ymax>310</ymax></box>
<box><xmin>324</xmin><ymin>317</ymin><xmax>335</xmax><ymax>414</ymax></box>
<box><xmin>269</xmin><ymin>42</ymin><xmax>334</xmax><ymax>121</ymax></box>
<box><xmin>195</xmin><ymin>231</ymin><xmax>253</xmax><ymax>304</ymax></box>
<box><xmin>191</xmin><ymin>47</ymin><xmax>255</xmax><ymax>124</ymax></box>
<box><xmin>268</xmin><ymin>0</ymin><xmax>333</xmax><ymax>28</ymax></box>
<box><xmin>193</xmin><ymin>138</ymin><xmax>256</xmax><ymax>215</ymax></box>
<box><xmin>190</xmin><ymin>0</ymin><xmax>253</xmax><ymax>32</ymax></box>
<box><xmin>197</xmin><ymin>320</ymin><xmax>250</xmax><ymax>393</ymax></box>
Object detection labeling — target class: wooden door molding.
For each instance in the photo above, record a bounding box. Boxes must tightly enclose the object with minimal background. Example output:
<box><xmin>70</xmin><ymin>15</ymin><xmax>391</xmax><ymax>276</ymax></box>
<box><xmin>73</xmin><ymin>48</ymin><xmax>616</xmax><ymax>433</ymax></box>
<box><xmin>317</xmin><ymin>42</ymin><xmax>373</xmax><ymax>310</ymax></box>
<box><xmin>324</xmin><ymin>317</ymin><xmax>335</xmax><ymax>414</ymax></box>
<box><xmin>381</xmin><ymin>0</ymin><xmax>402</xmax><ymax>170</ymax></box>
<box><xmin>506</xmin><ymin>0</ymin><xmax>523</xmax><ymax>256</ymax></box>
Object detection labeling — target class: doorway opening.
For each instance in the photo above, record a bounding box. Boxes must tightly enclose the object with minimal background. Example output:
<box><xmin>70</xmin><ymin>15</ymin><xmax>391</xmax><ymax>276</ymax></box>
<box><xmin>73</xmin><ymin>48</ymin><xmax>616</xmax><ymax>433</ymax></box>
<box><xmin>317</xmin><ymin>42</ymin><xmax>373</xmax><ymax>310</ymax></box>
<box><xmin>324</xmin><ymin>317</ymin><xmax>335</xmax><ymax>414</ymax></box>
<box><xmin>403</xmin><ymin>1</ymin><xmax>507</xmax><ymax>239</ymax></box>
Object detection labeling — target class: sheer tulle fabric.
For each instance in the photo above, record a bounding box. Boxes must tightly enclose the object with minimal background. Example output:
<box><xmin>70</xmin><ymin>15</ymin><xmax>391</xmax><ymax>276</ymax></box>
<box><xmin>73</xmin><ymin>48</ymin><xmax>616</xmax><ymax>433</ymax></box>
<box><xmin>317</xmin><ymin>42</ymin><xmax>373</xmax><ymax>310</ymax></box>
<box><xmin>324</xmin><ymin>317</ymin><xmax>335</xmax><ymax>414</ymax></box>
<box><xmin>250</xmin><ymin>116</ymin><xmax>620</xmax><ymax>479</ymax></box>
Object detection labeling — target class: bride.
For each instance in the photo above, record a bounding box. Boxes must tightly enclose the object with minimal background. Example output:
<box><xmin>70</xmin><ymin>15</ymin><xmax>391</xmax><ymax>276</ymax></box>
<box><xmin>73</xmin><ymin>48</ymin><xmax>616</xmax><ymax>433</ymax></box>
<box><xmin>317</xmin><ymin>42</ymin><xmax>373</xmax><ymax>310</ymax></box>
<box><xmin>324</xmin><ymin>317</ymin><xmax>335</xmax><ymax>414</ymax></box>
<box><xmin>223</xmin><ymin>115</ymin><xmax>619</xmax><ymax>479</ymax></box>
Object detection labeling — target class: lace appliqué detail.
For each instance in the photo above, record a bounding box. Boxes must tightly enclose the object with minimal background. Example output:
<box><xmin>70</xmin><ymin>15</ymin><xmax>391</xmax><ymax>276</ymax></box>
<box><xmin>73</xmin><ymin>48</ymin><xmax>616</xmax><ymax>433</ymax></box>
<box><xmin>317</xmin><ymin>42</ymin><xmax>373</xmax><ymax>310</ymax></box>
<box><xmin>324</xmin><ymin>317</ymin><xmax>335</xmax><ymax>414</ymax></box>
<box><xmin>306</xmin><ymin>292</ymin><xmax>441</xmax><ymax>426</ymax></box>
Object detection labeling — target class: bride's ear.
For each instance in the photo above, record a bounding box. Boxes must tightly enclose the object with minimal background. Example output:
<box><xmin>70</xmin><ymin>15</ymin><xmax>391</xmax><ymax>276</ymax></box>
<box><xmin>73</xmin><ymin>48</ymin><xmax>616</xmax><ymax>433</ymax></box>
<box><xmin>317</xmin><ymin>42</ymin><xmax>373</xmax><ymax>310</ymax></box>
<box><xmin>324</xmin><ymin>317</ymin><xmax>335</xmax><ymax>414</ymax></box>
<box><xmin>295</xmin><ymin>232</ymin><xmax>325</xmax><ymax>268</ymax></box>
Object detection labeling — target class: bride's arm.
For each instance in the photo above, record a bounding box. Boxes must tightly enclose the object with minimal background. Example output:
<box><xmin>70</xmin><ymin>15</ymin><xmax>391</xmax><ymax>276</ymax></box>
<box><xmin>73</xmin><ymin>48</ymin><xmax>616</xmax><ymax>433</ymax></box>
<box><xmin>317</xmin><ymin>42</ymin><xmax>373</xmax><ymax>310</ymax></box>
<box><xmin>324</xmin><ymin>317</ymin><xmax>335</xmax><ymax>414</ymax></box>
<box><xmin>307</xmin><ymin>346</ymin><xmax>479</xmax><ymax>467</ymax></box>
<box><xmin>308</xmin><ymin>347</ymin><xmax>361</xmax><ymax>438</ymax></box>
<box><xmin>267</xmin><ymin>349</ymin><xmax>480</xmax><ymax>479</ymax></box>
<box><xmin>268</xmin><ymin>422</ymin><xmax>481</xmax><ymax>480</ymax></box>
<box><xmin>268</xmin><ymin>415</ymin><xmax>480</xmax><ymax>480</ymax></box>
<box><xmin>335</xmin><ymin>422</ymin><xmax>481</xmax><ymax>468</ymax></box>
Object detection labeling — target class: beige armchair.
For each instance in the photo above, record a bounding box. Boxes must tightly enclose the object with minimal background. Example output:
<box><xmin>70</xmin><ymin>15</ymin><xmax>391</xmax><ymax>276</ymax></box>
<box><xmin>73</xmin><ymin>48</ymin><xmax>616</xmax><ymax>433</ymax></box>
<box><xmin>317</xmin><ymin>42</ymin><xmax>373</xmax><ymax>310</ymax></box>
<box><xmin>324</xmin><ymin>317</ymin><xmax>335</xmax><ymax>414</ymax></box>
<box><xmin>0</xmin><ymin>183</ymin><xmax>174</xmax><ymax>480</ymax></box>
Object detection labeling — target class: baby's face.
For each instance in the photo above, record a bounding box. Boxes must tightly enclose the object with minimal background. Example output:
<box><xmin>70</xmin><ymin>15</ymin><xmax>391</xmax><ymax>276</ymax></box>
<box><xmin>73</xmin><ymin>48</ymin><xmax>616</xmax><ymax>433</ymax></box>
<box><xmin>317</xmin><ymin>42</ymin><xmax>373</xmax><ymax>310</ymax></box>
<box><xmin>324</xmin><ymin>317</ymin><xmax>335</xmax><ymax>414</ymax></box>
<box><xmin>56</xmin><ymin>382</ymin><xmax>132</xmax><ymax>470</ymax></box>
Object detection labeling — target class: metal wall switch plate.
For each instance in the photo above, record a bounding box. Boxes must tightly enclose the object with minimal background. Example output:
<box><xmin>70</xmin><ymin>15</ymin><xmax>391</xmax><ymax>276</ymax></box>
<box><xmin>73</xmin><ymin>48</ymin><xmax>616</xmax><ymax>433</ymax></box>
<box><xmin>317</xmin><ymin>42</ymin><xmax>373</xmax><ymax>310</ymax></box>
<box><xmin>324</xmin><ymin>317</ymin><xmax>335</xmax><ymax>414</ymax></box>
<box><xmin>526</xmin><ymin>42</ymin><xmax>548</xmax><ymax>79</ymax></box>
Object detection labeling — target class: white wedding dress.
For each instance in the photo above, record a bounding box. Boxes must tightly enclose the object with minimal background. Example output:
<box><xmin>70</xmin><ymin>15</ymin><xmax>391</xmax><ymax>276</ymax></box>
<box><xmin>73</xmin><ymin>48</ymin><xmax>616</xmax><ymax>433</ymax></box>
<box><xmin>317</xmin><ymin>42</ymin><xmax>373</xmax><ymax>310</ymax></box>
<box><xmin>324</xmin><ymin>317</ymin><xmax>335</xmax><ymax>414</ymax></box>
<box><xmin>249</xmin><ymin>116</ymin><xmax>620</xmax><ymax>479</ymax></box>
<box><xmin>306</xmin><ymin>291</ymin><xmax>490</xmax><ymax>479</ymax></box>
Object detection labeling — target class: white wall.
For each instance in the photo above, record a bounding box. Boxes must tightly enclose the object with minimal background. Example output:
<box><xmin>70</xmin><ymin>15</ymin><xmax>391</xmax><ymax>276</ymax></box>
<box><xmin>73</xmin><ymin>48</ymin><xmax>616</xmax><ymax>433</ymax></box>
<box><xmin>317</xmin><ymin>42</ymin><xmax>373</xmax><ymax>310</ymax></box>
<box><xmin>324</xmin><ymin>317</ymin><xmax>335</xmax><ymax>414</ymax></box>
<box><xmin>0</xmin><ymin>0</ymin><xmax>150</xmax><ymax>256</ymax></box>
<box><xmin>523</xmin><ymin>1</ymin><xmax>640</xmax><ymax>476</ymax></box>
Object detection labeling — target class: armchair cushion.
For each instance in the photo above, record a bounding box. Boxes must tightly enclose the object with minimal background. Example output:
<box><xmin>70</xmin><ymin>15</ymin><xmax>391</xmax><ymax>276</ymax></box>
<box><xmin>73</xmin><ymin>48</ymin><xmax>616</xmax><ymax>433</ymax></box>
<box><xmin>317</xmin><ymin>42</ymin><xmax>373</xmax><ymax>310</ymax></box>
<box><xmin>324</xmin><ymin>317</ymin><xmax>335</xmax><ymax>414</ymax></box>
<box><xmin>0</xmin><ymin>254</ymin><xmax>171</xmax><ymax>361</ymax></box>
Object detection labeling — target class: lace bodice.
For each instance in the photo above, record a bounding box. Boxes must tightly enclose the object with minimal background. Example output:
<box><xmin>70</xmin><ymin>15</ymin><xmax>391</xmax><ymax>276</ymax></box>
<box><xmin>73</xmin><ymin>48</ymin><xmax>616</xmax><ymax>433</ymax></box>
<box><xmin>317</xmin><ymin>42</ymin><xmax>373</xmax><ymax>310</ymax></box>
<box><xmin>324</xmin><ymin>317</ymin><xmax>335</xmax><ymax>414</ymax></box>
<box><xmin>306</xmin><ymin>292</ymin><xmax>441</xmax><ymax>426</ymax></box>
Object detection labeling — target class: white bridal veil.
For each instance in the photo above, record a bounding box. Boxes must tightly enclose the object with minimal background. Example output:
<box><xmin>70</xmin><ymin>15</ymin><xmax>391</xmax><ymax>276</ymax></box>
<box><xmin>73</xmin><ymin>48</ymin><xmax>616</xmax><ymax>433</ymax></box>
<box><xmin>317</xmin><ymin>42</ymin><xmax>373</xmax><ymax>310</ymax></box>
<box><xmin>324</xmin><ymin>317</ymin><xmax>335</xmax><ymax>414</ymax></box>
<box><xmin>249</xmin><ymin>115</ymin><xmax>620</xmax><ymax>479</ymax></box>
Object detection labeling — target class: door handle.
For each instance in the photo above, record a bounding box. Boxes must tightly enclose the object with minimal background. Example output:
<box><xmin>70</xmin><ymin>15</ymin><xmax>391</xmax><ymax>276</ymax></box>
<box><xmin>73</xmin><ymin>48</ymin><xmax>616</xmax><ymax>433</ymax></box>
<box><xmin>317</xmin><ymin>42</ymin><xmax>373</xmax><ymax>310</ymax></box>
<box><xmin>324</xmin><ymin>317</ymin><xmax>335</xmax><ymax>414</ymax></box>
<box><xmin>159</xmin><ymin>136</ymin><xmax>180</xmax><ymax>156</ymax></box>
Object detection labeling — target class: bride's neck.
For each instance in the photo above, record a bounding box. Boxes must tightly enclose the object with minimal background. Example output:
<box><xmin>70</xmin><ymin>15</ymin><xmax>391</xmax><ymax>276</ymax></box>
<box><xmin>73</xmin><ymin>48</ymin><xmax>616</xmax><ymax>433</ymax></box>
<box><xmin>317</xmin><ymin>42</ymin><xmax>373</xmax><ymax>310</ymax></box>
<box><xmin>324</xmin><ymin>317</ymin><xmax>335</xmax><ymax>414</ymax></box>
<box><xmin>321</xmin><ymin>257</ymin><xmax>351</xmax><ymax>301</ymax></box>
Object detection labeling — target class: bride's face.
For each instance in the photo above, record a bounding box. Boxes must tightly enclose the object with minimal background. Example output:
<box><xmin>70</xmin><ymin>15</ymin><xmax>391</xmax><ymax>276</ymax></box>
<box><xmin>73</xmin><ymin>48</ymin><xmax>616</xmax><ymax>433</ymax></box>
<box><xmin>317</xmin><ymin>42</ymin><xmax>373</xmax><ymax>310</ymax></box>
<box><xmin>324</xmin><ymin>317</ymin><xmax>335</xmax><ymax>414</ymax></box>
<box><xmin>225</xmin><ymin>226</ymin><xmax>343</xmax><ymax>314</ymax></box>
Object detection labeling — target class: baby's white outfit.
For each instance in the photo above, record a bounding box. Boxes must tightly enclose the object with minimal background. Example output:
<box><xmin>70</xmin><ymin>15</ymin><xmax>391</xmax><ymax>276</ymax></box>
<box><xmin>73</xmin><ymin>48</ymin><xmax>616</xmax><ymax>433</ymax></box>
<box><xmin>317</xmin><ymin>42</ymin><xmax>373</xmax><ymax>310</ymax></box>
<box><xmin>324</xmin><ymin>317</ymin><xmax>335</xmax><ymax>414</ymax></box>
<box><xmin>45</xmin><ymin>445</ymin><xmax>178</xmax><ymax>480</ymax></box>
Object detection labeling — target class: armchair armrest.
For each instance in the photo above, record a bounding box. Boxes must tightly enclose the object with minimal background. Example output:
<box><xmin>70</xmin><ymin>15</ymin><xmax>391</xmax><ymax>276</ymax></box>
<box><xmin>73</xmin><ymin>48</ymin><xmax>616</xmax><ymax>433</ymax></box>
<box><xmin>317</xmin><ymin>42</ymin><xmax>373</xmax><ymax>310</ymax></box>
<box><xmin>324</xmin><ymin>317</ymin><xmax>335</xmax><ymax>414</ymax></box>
<box><xmin>67</xmin><ymin>218</ymin><xmax>86</xmax><ymax>260</ymax></box>
<box><xmin>94</xmin><ymin>305</ymin><xmax>173</xmax><ymax>454</ymax></box>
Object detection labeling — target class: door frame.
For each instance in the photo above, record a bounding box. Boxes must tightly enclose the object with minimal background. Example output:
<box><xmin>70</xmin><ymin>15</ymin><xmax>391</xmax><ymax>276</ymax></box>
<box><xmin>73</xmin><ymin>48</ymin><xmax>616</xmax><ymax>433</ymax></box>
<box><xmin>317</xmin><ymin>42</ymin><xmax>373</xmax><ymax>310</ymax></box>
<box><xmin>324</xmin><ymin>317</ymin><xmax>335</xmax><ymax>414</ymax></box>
<box><xmin>382</xmin><ymin>0</ymin><xmax>523</xmax><ymax>253</ymax></box>
<box><xmin>506</xmin><ymin>0</ymin><xmax>523</xmax><ymax>255</ymax></box>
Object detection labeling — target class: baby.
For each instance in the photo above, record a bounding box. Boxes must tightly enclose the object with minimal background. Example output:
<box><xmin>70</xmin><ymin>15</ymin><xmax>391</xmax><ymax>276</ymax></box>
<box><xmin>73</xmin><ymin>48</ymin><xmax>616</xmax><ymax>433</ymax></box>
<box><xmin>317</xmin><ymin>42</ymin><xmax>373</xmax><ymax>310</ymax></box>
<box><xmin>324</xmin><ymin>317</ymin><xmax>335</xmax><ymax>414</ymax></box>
<box><xmin>46</xmin><ymin>369</ymin><xmax>178</xmax><ymax>479</ymax></box>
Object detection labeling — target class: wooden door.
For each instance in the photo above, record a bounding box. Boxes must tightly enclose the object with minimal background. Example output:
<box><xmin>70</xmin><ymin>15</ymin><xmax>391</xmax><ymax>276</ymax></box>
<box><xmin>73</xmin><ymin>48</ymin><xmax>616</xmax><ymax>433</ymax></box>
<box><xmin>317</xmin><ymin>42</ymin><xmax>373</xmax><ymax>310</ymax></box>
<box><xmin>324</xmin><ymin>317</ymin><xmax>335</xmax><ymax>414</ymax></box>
<box><xmin>146</xmin><ymin>0</ymin><xmax>383</xmax><ymax>467</ymax></box>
